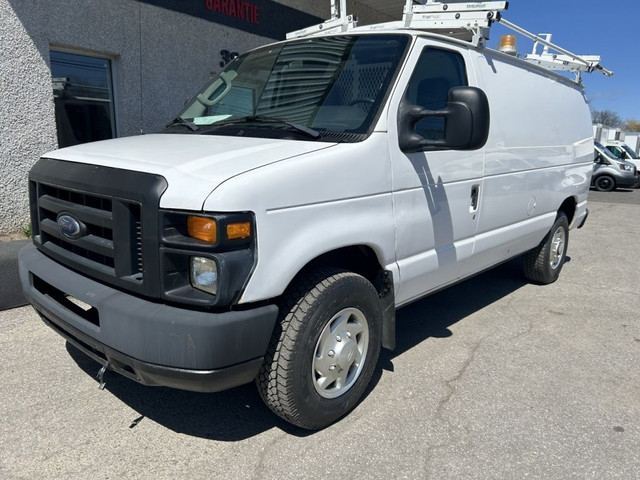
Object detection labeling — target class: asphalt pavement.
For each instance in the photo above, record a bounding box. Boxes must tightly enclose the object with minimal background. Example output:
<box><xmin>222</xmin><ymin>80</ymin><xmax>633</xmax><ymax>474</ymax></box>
<box><xmin>1</xmin><ymin>189</ymin><xmax>638</xmax><ymax>479</ymax></box>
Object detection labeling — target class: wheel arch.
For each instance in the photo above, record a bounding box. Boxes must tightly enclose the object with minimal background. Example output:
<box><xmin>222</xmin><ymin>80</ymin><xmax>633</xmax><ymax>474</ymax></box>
<box><xmin>283</xmin><ymin>245</ymin><xmax>397</xmax><ymax>350</ymax></box>
<box><xmin>559</xmin><ymin>196</ymin><xmax>577</xmax><ymax>226</ymax></box>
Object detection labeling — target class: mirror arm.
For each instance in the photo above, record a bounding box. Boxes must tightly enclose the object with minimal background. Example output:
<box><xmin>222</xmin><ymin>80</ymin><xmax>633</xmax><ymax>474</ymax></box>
<box><xmin>399</xmin><ymin>103</ymin><xmax>450</xmax><ymax>153</ymax></box>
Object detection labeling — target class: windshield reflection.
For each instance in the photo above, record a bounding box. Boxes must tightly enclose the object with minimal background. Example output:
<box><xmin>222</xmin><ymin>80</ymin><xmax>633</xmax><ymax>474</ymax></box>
<box><xmin>170</xmin><ymin>35</ymin><xmax>409</xmax><ymax>141</ymax></box>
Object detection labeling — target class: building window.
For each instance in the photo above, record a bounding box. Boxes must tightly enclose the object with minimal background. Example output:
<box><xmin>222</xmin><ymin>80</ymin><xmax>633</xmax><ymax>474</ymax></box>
<box><xmin>50</xmin><ymin>50</ymin><xmax>116</xmax><ymax>148</ymax></box>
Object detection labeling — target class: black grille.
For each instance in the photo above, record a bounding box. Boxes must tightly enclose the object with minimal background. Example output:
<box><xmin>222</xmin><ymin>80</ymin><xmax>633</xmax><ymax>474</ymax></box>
<box><xmin>34</xmin><ymin>182</ymin><xmax>142</xmax><ymax>279</ymax></box>
<box><xmin>28</xmin><ymin>158</ymin><xmax>167</xmax><ymax>298</ymax></box>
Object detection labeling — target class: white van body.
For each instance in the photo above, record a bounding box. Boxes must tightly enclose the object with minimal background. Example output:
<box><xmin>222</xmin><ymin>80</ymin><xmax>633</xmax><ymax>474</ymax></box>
<box><xmin>20</xmin><ymin>27</ymin><xmax>594</xmax><ymax>429</ymax></box>
<box><xmin>38</xmin><ymin>33</ymin><xmax>592</xmax><ymax>306</ymax></box>
<box><xmin>602</xmin><ymin>140</ymin><xmax>640</xmax><ymax>172</ymax></box>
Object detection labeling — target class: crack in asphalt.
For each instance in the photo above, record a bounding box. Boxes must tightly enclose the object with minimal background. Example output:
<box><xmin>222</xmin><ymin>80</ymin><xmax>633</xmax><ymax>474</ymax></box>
<box><xmin>510</xmin><ymin>320</ymin><xmax>534</xmax><ymax>343</ymax></box>
<box><xmin>423</xmin><ymin>338</ymin><xmax>486</xmax><ymax>478</ymax></box>
<box><xmin>250</xmin><ymin>433</ymin><xmax>286</xmax><ymax>480</ymax></box>
<box><xmin>421</xmin><ymin>319</ymin><xmax>534</xmax><ymax>477</ymax></box>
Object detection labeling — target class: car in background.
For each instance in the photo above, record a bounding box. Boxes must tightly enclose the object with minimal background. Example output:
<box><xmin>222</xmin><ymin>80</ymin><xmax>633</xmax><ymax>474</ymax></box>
<box><xmin>603</xmin><ymin>140</ymin><xmax>640</xmax><ymax>172</ymax></box>
<box><xmin>592</xmin><ymin>141</ymin><xmax>638</xmax><ymax>191</ymax></box>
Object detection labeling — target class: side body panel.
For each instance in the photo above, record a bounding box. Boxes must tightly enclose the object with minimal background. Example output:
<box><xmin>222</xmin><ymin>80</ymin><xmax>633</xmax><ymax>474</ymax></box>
<box><xmin>471</xmin><ymin>49</ymin><xmax>593</xmax><ymax>270</ymax></box>
<box><xmin>387</xmin><ymin>38</ymin><xmax>593</xmax><ymax>307</ymax></box>
<box><xmin>386</xmin><ymin>38</ymin><xmax>484</xmax><ymax>306</ymax></box>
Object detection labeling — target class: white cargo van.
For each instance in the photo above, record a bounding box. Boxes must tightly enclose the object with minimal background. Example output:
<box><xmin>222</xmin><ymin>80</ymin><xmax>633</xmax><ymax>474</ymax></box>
<box><xmin>19</xmin><ymin>1</ymin><xmax>611</xmax><ymax>429</ymax></box>
<box><xmin>602</xmin><ymin>140</ymin><xmax>640</xmax><ymax>172</ymax></box>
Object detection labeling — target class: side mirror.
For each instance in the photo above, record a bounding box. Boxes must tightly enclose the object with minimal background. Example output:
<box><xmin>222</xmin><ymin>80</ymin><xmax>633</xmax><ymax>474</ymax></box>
<box><xmin>398</xmin><ymin>86</ymin><xmax>490</xmax><ymax>153</ymax></box>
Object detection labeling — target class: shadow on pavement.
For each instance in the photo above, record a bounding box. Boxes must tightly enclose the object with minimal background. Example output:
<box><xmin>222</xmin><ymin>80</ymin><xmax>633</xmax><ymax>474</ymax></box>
<box><xmin>386</xmin><ymin>258</ymin><xmax>527</xmax><ymax>363</ymax></box>
<box><xmin>66</xmin><ymin>342</ymin><xmax>310</xmax><ymax>440</ymax></box>
<box><xmin>65</xmin><ymin>258</ymin><xmax>528</xmax><ymax>440</ymax></box>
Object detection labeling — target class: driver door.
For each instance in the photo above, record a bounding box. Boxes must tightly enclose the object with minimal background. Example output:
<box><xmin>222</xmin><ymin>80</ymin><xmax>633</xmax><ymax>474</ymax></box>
<box><xmin>388</xmin><ymin>42</ymin><xmax>484</xmax><ymax>306</ymax></box>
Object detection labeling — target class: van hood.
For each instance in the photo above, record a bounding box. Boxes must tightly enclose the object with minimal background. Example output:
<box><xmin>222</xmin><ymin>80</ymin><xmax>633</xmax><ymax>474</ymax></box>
<box><xmin>44</xmin><ymin>134</ymin><xmax>336</xmax><ymax>210</ymax></box>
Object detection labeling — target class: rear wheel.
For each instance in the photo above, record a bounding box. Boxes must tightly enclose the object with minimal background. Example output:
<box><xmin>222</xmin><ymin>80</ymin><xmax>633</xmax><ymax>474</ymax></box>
<box><xmin>256</xmin><ymin>269</ymin><xmax>382</xmax><ymax>430</ymax></box>
<box><xmin>523</xmin><ymin>212</ymin><xmax>569</xmax><ymax>284</ymax></box>
<box><xmin>593</xmin><ymin>175</ymin><xmax>615</xmax><ymax>192</ymax></box>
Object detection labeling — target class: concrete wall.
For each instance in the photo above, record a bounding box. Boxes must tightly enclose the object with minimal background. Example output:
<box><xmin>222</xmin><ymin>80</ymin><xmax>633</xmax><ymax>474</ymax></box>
<box><xmin>1</xmin><ymin>0</ymin><xmax>58</xmax><ymax>235</ymax></box>
<box><xmin>0</xmin><ymin>0</ymin><xmax>392</xmax><ymax>234</ymax></box>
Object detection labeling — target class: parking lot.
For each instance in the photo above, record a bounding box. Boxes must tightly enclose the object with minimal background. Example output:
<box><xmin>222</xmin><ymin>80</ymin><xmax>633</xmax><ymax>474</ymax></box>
<box><xmin>1</xmin><ymin>188</ymin><xmax>638</xmax><ymax>480</ymax></box>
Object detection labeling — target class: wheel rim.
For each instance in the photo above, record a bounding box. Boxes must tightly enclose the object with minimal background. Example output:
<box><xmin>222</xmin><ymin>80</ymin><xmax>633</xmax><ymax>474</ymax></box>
<box><xmin>312</xmin><ymin>307</ymin><xmax>370</xmax><ymax>399</ymax></box>
<box><xmin>549</xmin><ymin>226</ymin><xmax>566</xmax><ymax>270</ymax></box>
<box><xmin>596</xmin><ymin>177</ymin><xmax>612</xmax><ymax>190</ymax></box>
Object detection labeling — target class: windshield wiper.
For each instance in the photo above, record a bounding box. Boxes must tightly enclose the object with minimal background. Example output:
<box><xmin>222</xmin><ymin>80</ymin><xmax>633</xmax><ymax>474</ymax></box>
<box><xmin>165</xmin><ymin>117</ymin><xmax>198</xmax><ymax>131</ymax></box>
<box><xmin>212</xmin><ymin>115</ymin><xmax>321</xmax><ymax>139</ymax></box>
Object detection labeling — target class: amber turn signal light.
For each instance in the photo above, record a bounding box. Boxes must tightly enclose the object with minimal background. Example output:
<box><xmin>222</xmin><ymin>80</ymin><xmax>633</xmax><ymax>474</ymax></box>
<box><xmin>226</xmin><ymin>222</ymin><xmax>251</xmax><ymax>240</ymax></box>
<box><xmin>187</xmin><ymin>216</ymin><xmax>217</xmax><ymax>243</ymax></box>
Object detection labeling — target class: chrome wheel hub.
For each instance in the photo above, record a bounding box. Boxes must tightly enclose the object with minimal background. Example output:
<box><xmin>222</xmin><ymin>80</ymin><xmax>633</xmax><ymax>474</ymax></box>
<box><xmin>550</xmin><ymin>226</ymin><xmax>566</xmax><ymax>270</ymax></box>
<box><xmin>312</xmin><ymin>307</ymin><xmax>369</xmax><ymax>399</ymax></box>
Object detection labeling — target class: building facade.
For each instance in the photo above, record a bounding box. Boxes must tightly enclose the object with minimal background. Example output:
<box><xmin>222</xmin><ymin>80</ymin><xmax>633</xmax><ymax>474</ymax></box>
<box><xmin>0</xmin><ymin>0</ymin><xmax>393</xmax><ymax>234</ymax></box>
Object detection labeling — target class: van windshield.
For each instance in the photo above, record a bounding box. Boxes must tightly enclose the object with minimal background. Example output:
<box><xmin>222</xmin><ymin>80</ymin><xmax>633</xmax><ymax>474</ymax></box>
<box><xmin>621</xmin><ymin>144</ymin><xmax>640</xmax><ymax>159</ymax></box>
<box><xmin>168</xmin><ymin>35</ymin><xmax>409</xmax><ymax>142</ymax></box>
<box><xmin>595</xmin><ymin>141</ymin><xmax>618</xmax><ymax>159</ymax></box>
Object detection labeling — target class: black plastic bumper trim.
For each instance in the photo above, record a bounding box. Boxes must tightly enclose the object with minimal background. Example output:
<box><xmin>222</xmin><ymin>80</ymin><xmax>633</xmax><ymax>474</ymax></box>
<box><xmin>19</xmin><ymin>244</ymin><xmax>279</xmax><ymax>373</ymax></box>
<box><xmin>37</xmin><ymin>309</ymin><xmax>263</xmax><ymax>393</ymax></box>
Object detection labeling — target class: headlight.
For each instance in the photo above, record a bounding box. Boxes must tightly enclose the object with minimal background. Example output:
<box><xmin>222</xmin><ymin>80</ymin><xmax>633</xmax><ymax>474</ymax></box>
<box><xmin>619</xmin><ymin>164</ymin><xmax>632</xmax><ymax>171</ymax></box>
<box><xmin>161</xmin><ymin>210</ymin><xmax>255</xmax><ymax>306</ymax></box>
<box><xmin>190</xmin><ymin>256</ymin><xmax>218</xmax><ymax>295</ymax></box>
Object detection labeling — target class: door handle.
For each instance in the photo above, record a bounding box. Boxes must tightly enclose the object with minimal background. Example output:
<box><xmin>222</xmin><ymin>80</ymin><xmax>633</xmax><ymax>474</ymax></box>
<box><xmin>470</xmin><ymin>184</ymin><xmax>480</xmax><ymax>212</ymax></box>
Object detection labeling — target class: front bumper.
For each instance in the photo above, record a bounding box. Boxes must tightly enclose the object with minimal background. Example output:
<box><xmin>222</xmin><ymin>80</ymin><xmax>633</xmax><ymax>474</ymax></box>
<box><xmin>19</xmin><ymin>244</ymin><xmax>278</xmax><ymax>392</ymax></box>
<box><xmin>618</xmin><ymin>174</ymin><xmax>639</xmax><ymax>189</ymax></box>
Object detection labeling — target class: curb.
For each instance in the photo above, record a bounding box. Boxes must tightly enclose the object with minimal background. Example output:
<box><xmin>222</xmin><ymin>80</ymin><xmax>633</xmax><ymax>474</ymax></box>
<box><xmin>0</xmin><ymin>240</ymin><xmax>29</xmax><ymax>311</ymax></box>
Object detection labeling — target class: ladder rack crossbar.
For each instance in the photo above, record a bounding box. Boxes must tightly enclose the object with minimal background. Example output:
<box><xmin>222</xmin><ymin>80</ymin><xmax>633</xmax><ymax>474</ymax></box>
<box><xmin>399</xmin><ymin>1</ymin><xmax>509</xmax><ymax>45</ymax></box>
<box><xmin>404</xmin><ymin>10</ymin><xmax>501</xmax><ymax>25</ymax></box>
<box><xmin>499</xmin><ymin>18</ymin><xmax>614</xmax><ymax>77</ymax></box>
<box><xmin>404</xmin><ymin>1</ymin><xmax>509</xmax><ymax>14</ymax></box>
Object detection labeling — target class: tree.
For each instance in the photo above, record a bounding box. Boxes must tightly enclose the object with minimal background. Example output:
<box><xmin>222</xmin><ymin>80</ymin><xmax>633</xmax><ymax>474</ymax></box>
<box><xmin>623</xmin><ymin>118</ymin><xmax>640</xmax><ymax>132</ymax></box>
<box><xmin>591</xmin><ymin>109</ymin><xmax>623</xmax><ymax>128</ymax></box>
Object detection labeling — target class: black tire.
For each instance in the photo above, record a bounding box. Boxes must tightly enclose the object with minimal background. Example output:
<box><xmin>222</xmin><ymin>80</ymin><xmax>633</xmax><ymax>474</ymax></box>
<box><xmin>593</xmin><ymin>175</ymin><xmax>615</xmax><ymax>192</ymax></box>
<box><xmin>523</xmin><ymin>212</ymin><xmax>569</xmax><ymax>284</ymax></box>
<box><xmin>256</xmin><ymin>268</ymin><xmax>382</xmax><ymax>430</ymax></box>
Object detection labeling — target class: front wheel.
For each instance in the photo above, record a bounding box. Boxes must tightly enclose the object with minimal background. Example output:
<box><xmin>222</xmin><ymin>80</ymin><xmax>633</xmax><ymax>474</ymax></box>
<box><xmin>523</xmin><ymin>212</ymin><xmax>569</xmax><ymax>284</ymax></box>
<box><xmin>593</xmin><ymin>175</ymin><xmax>615</xmax><ymax>192</ymax></box>
<box><xmin>256</xmin><ymin>269</ymin><xmax>382</xmax><ymax>430</ymax></box>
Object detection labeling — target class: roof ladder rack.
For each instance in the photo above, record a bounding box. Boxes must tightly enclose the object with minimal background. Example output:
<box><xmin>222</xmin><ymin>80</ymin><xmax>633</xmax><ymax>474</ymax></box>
<box><xmin>286</xmin><ymin>0</ymin><xmax>613</xmax><ymax>82</ymax></box>
<box><xmin>402</xmin><ymin>0</ymin><xmax>509</xmax><ymax>45</ymax></box>
<box><xmin>287</xmin><ymin>0</ymin><xmax>357</xmax><ymax>39</ymax></box>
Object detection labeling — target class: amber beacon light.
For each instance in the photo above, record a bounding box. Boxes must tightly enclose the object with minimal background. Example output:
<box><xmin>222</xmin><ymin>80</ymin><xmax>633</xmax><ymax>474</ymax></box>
<box><xmin>498</xmin><ymin>34</ymin><xmax>518</xmax><ymax>56</ymax></box>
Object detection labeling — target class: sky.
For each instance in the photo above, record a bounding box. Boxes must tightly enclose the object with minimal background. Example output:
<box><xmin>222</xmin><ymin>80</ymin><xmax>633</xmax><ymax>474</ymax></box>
<box><xmin>487</xmin><ymin>0</ymin><xmax>639</xmax><ymax>121</ymax></box>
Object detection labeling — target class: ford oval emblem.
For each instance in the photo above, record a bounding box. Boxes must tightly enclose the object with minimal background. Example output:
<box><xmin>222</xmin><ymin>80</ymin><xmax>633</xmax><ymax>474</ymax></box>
<box><xmin>57</xmin><ymin>213</ymin><xmax>83</xmax><ymax>239</ymax></box>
